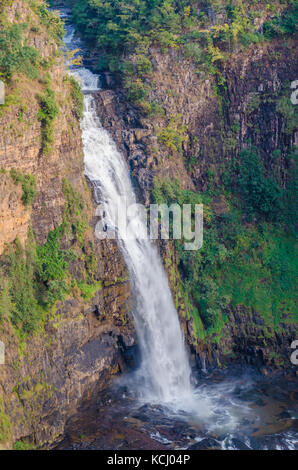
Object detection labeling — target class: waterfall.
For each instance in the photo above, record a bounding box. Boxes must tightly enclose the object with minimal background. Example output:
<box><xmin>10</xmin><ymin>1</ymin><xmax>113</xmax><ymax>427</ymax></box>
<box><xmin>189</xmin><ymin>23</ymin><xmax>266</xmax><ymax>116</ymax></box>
<box><xmin>62</xmin><ymin>19</ymin><xmax>193</xmax><ymax>403</ymax></box>
<box><xmin>81</xmin><ymin>85</ymin><xmax>192</xmax><ymax>404</ymax></box>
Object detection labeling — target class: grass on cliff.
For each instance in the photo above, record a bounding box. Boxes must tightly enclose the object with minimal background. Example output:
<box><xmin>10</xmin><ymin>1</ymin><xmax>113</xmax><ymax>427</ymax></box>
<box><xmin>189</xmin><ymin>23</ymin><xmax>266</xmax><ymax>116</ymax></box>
<box><xmin>10</xmin><ymin>169</ymin><xmax>37</xmax><ymax>206</ymax></box>
<box><xmin>37</xmin><ymin>85</ymin><xmax>59</xmax><ymax>155</ymax></box>
<box><xmin>0</xmin><ymin>397</ymin><xmax>11</xmax><ymax>444</ymax></box>
<box><xmin>0</xmin><ymin>23</ymin><xmax>40</xmax><ymax>81</ymax></box>
<box><xmin>65</xmin><ymin>75</ymin><xmax>84</xmax><ymax>120</ymax></box>
<box><xmin>0</xmin><ymin>179</ymin><xmax>95</xmax><ymax>335</ymax></box>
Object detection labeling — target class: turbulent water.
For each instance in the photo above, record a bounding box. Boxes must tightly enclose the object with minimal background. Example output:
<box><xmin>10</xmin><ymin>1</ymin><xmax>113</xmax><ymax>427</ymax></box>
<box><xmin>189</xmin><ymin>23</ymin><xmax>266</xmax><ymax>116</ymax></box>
<box><xmin>58</xmin><ymin>12</ymin><xmax>298</xmax><ymax>450</ymax></box>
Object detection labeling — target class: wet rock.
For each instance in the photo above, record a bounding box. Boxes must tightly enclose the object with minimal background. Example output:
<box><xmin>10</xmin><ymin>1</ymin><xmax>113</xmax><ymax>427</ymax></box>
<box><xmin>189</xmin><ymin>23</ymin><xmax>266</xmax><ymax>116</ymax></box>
<box><xmin>228</xmin><ymin>438</ymin><xmax>251</xmax><ymax>450</ymax></box>
<box><xmin>189</xmin><ymin>438</ymin><xmax>221</xmax><ymax>450</ymax></box>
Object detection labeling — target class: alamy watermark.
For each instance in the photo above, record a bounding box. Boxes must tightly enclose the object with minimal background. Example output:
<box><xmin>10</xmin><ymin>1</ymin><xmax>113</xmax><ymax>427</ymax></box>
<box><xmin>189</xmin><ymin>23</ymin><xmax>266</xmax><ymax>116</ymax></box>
<box><xmin>290</xmin><ymin>80</ymin><xmax>298</xmax><ymax>105</ymax></box>
<box><xmin>0</xmin><ymin>341</ymin><xmax>4</xmax><ymax>365</ymax></box>
<box><xmin>290</xmin><ymin>340</ymin><xmax>298</xmax><ymax>365</ymax></box>
<box><xmin>95</xmin><ymin>199</ymin><xmax>203</xmax><ymax>251</ymax></box>
<box><xmin>0</xmin><ymin>80</ymin><xmax>4</xmax><ymax>105</ymax></box>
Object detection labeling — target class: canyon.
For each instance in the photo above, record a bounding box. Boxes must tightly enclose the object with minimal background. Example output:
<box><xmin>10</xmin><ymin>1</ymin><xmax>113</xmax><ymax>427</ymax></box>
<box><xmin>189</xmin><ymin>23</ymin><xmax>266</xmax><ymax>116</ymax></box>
<box><xmin>0</xmin><ymin>0</ymin><xmax>297</xmax><ymax>450</ymax></box>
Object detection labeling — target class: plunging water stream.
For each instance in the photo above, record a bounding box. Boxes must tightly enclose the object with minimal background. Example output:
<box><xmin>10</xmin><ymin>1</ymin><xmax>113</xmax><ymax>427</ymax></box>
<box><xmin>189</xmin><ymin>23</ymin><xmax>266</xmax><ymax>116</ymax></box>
<box><xmin>56</xmin><ymin>10</ymin><xmax>298</xmax><ymax>450</ymax></box>
<box><xmin>83</xmin><ymin>91</ymin><xmax>194</xmax><ymax>404</ymax></box>
<box><xmin>64</xmin><ymin>26</ymin><xmax>193</xmax><ymax>407</ymax></box>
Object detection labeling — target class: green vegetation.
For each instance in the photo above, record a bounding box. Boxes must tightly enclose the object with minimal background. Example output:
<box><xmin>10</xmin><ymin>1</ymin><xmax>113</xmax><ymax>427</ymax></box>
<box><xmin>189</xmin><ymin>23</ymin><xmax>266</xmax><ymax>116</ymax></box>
<box><xmin>0</xmin><ymin>233</ymin><xmax>62</xmax><ymax>334</ymax></box>
<box><xmin>77</xmin><ymin>280</ymin><xmax>103</xmax><ymax>301</ymax></box>
<box><xmin>5</xmin><ymin>237</ymin><xmax>41</xmax><ymax>333</ymax></box>
<box><xmin>10</xmin><ymin>169</ymin><xmax>37</xmax><ymax>206</ymax></box>
<box><xmin>0</xmin><ymin>224</ymin><xmax>74</xmax><ymax>334</ymax></box>
<box><xmin>32</xmin><ymin>1</ymin><xmax>65</xmax><ymax>41</ymax></box>
<box><xmin>0</xmin><ymin>178</ymin><xmax>96</xmax><ymax>336</ymax></box>
<box><xmin>0</xmin><ymin>24</ymin><xmax>39</xmax><ymax>81</ymax></box>
<box><xmin>276</xmin><ymin>95</ymin><xmax>298</xmax><ymax>135</ymax></box>
<box><xmin>68</xmin><ymin>0</ymin><xmax>297</xmax><ymax>115</ymax></box>
<box><xmin>66</xmin><ymin>75</ymin><xmax>84</xmax><ymax>120</ymax></box>
<box><xmin>153</xmin><ymin>172</ymin><xmax>297</xmax><ymax>337</ymax></box>
<box><xmin>37</xmin><ymin>86</ymin><xmax>59</xmax><ymax>155</ymax></box>
<box><xmin>238</xmin><ymin>149</ymin><xmax>283</xmax><ymax>221</ymax></box>
<box><xmin>36</xmin><ymin>227</ymin><xmax>75</xmax><ymax>306</ymax></box>
<box><xmin>13</xmin><ymin>440</ymin><xmax>33</xmax><ymax>450</ymax></box>
<box><xmin>0</xmin><ymin>397</ymin><xmax>11</xmax><ymax>444</ymax></box>
<box><xmin>264</xmin><ymin>1</ymin><xmax>298</xmax><ymax>38</ymax></box>
<box><xmin>157</xmin><ymin>115</ymin><xmax>187</xmax><ymax>154</ymax></box>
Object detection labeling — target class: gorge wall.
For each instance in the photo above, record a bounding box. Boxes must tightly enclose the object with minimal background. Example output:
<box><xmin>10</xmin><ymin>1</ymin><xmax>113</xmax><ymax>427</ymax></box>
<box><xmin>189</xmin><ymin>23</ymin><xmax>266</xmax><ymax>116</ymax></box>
<box><xmin>0</xmin><ymin>0</ymin><xmax>135</xmax><ymax>449</ymax></box>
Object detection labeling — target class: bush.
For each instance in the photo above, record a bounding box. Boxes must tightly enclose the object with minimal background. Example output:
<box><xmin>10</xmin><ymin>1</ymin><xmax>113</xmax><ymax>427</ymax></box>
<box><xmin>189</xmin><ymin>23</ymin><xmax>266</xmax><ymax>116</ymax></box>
<box><xmin>32</xmin><ymin>3</ymin><xmax>65</xmax><ymax>41</ymax></box>
<box><xmin>238</xmin><ymin>149</ymin><xmax>283</xmax><ymax>220</ymax></box>
<box><xmin>183</xmin><ymin>42</ymin><xmax>204</xmax><ymax>64</ymax></box>
<box><xmin>13</xmin><ymin>440</ymin><xmax>32</xmax><ymax>450</ymax></box>
<box><xmin>157</xmin><ymin>115</ymin><xmax>187</xmax><ymax>154</ymax></box>
<box><xmin>10</xmin><ymin>169</ymin><xmax>37</xmax><ymax>206</ymax></box>
<box><xmin>7</xmin><ymin>239</ymin><xmax>40</xmax><ymax>333</ymax></box>
<box><xmin>36</xmin><ymin>229</ymin><xmax>70</xmax><ymax>283</ymax></box>
<box><xmin>0</xmin><ymin>225</ymin><xmax>75</xmax><ymax>332</ymax></box>
<box><xmin>276</xmin><ymin>96</ymin><xmax>298</xmax><ymax>135</ymax></box>
<box><xmin>264</xmin><ymin>2</ymin><xmax>298</xmax><ymax>38</ymax></box>
<box><xmin>124</xmin><ymin>78</ymin><xmax>150</xmax><ymax>103</ymax></box>
<box><xmin>0</xmin><ymin>24</ymin><xmax>39</xmax><ymax>81</ymax></box>
<box><xmin>0</xmin><ymin>398</ymin><xmax>11</xmax><ymax>444</ymax></box>
<box><xmin>67</xmin><ymin>75</ymin><xmax>84</xmax><ymax>120</ymax></box>
<box><xmin>194</xmin><ymin>278</ymin><xmax>228</xmax><ymax>331</ymax></box>
<box><xmin>37</xmin><ymin>87</ymin><xmax>59</xmax><ymax>155</ymax></box>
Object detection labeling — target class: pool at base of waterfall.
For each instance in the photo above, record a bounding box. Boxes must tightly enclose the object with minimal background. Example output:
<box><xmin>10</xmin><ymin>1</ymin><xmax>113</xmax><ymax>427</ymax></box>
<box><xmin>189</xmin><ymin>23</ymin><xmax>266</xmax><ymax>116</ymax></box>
<box><xmin>54</xmin><ymin>366</ymin><xmax>297</xmax><ymax>450</ymax></box>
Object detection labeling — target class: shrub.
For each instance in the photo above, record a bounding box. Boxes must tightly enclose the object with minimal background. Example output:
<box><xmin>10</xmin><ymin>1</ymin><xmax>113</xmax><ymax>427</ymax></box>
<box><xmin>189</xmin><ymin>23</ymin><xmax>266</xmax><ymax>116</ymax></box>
<box><xmin>194</xmin><ymin>278</ymin><xmax>228</xmax><ymax>331</ymax></box>
<box><xmin>36</xmin><ymin>229</ymin><xmax>70</xmax><ymax>283</ymax></box>
<box><xmin>37</xmin><ymin>87</ymin><xmax>59</xmax><ymax>155</ymax></box>
<box><xmin>0</xmin><ymin>398</ymin><xmax>11</xmax><ymax>444</ymax></box>
<box><xmin>183</xmin><ymin>42</ymin><xmax>204</xmax><ymax>64</ymax></box>
<box><xmin>238</xmin><ymin>149</ymin><xmax>283</xmax><ymax>220</ymax></box>
<box><xmin>0</xmin><ymin>24</ymin><xmax>39</xmax><ymax>81</ymax></box>
<box><xmin>7</xmin><ymin>239</ymin><xmax>40</xmax><ymax>333</ymax></box>
<box><xmin>276</xmin><ymin>95</ymin><xmax>298</xmax><ymax>135</ymax></box>
<box><xmin>67</xmin><ymin>75</ymin><xmax>84</xmax><ymax>120</ymax></box>
<box><xmin>157</xmin><ymin>115</ymin><xmax>187</xmax><ymax>154</ymax></box>
<box><xmin>62</xmin><ymin>178</ymin><xmax>84</xmax><ymax>220</ymax></box>
<box><xmin>134</xmin><ymin>54</ymin><xmax>152</xmax><ymax>76</ymax></box>
<box><xmin>32</xmin><ymin>2</ymin><xmax>65</xmax><ymax>40</ymax></box>
<box><xmin>124</xmin><ymin>78</ymin><xmax>150</xmax><ymax>103</ymax></box>
<box><xmin>13</xmin><ymin>440</ymin><xmax>32</xmax><ymax>450</ymax></box>
<box><xmin>10</xmin><ymin>169</ymin><xmax>37</xmax><ymax>206</ymax></box>
<box><xmin>264</xmin><ymin>2</ymin><xmax>298</xmax><ymax>38</ymax></box>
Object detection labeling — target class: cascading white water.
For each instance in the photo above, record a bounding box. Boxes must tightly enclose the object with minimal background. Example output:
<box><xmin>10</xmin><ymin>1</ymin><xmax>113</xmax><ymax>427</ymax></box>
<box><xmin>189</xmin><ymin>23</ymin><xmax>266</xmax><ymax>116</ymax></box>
<box><xmin>63</xmin><ymin>23</ymin><xmax>193</xmax><ymax>404</ymax></box>
<box><xmin>82</xmin><ymin>83</ymin><xmax>192</xmax><ymax>404</ymax></box>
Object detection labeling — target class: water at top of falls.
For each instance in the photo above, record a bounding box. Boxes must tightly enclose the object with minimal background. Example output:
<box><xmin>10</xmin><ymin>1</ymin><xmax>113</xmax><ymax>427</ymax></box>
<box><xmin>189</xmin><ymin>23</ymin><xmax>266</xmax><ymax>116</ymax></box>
<box><xmin>62</xmin><ymin>18</ymin><xmax>195</xmax><ymax>407</ymax></box>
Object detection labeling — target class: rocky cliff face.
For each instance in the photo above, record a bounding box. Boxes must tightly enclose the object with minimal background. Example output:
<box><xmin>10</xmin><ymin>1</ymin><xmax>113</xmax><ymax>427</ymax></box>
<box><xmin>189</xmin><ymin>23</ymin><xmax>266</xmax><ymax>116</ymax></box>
<box><xmin>0</xmin><ymin>1</ymin><xmax>134</xmax><ymax>449</ymax></box>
